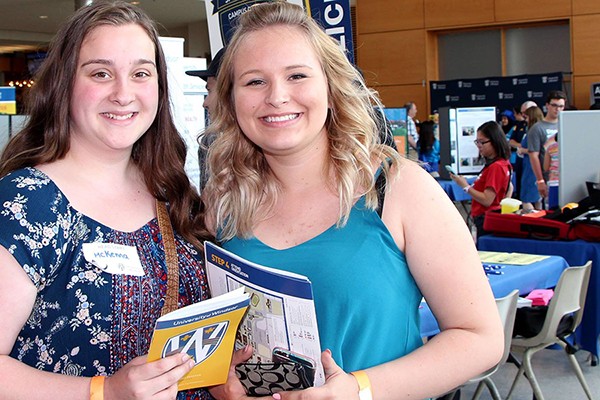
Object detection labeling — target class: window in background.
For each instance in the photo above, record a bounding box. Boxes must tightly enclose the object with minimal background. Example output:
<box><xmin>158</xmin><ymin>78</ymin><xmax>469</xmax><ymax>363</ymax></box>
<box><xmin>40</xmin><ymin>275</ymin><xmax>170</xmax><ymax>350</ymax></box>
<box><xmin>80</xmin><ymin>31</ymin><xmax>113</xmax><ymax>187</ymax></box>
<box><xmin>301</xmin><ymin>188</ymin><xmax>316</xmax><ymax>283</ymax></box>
<box><xmin>505</xmin><ymin>24</ymin><xmax>570</xmax><ymax>76</ymax></box>
<box><xmin>438</xmin><ymin>23</ymin><xmax>571</xmax><ymax>83</ymax></box>
<box><xmin>438</xmin><ymin>30</ymin><xmax>502</xmax><ymax>80</ymax></box>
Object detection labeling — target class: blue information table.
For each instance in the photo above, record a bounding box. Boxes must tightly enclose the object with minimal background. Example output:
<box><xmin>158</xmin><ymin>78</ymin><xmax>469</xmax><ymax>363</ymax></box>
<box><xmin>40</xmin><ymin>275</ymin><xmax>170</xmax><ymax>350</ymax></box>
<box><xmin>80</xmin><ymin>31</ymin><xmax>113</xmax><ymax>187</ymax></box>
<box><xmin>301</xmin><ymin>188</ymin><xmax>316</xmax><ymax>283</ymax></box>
<box><xmin>420</xmin><ymin>254</ymin><xmax>569</xmax><ymax>338</ymax></box>
<box><xmin>477</xmin><ymin>235</ymin><xmax>600</xmax><ymax>359</ymax></box>
<box><xmin>437</xmin><ymin>178</ymin><xmax>474</xmax><ymax>202</ymax></box>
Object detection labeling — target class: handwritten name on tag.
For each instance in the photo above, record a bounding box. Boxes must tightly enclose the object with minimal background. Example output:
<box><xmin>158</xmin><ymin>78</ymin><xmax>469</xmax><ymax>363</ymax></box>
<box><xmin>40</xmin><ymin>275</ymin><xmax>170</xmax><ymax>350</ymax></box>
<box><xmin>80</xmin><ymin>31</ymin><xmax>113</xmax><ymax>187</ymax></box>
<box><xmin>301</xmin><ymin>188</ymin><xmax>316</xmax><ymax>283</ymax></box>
<box><xmin>82</xmin><ymin>243</ymin><xmax>145</xmax><ymax>276</ymax></box>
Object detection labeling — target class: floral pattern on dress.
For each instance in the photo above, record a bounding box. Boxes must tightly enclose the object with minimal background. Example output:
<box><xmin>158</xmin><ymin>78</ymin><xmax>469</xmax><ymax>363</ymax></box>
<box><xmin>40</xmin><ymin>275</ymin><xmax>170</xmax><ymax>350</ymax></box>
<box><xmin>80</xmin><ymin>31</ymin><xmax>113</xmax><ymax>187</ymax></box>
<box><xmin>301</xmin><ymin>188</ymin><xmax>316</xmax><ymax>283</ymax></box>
<box><xmin>0</xmin><ymin>168</ymin><xmax>213</xmax><ymax>399</ymax></box>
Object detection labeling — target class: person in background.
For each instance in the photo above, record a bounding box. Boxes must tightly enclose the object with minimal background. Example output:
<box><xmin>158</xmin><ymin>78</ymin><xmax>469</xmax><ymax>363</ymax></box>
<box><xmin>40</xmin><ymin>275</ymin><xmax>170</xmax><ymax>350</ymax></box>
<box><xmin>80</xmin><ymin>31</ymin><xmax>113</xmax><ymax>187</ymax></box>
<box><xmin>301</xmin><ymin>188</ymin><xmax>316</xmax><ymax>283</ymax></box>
<box><xmin>0</xmin><ymin>2</ymin><xmax>212</xmax><ymax>399</ymax></box>
<box><xmin>544</xmin><ymin>132</ymin><xmax>559</xmax><ymax>209</ymax></box>
<box><xmin>430</xmin><ymin>111</ymin><xmax>440</xmax><ymax>138</ymax></box>
<box><xmin>526</xmin><ymin>90</ymin><xmax>566</xmax><ymax>207</ymax></box>
<box><xmin>405</xmin><ymin>101</ymin><xmax>419</xmax><ymax>157</ymax></box>
<box><xmin>204</xmin><ymin>2</ymin><xmax>502</xmax><ymax>399</ymax></box>
<box><xmin>519</xmin><ymin>106</ymin><xmax>545</xmax><ymax>210</ymax></box>
<box><xmin>500</xmin><ymin>109</ymin><xmax>516</xmax><ymax>189</ymax></box>
<box><xmin>500</xmin><ymin>109</ymin><xmax>516</xmax><ymax>139</ymax></box>
<box><xmin>186</xmin><ymin>47</ymin><xmax>226</xmax><ymax>192</ymax></box>
<box><xmin>417</xmin><ymin>120</ymin><xmax>440</xmax><ymax>176</ymax></box>
<box><xmin>509</xmin><ymin>100</ymin><xmax>537</xmax><ymax>199</ymax></box>
<box><xmin>450</xmin><ymin>121</ymin><xmax>512</xmax><ymax>240</ymax></box>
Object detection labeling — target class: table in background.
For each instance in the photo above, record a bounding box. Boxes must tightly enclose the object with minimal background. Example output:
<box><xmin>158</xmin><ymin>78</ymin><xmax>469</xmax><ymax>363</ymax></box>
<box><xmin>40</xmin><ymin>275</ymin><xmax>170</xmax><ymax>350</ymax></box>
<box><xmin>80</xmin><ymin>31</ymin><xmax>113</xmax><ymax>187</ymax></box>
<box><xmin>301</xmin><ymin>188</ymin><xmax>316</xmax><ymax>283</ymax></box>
<box><xmin>478</xmin><ymin>235</ymin><xmax>600</xmax><ymax>360</ymax></box>
<box><xmin>437</xmin><ymin>178</ymin><xmax>474</xmax><ymax>202</ymax></box>
<box><xmin>420</xmin><ymin>255</ymin><xmax>569</xmax><ymax>338</ymax></box>
<box><xmin>437</xmin><ymin>178</ymin><xmax>475</xmax><ymax>220</ymax></box>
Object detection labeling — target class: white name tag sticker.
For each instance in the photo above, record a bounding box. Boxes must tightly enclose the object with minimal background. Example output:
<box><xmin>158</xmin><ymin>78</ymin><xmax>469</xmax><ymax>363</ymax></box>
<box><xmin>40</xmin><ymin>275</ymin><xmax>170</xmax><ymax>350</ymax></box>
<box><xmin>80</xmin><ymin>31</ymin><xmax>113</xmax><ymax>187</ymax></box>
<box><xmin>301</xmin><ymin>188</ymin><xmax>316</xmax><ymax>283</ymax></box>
<box><xmin>82</xmin><ymin>243</ymin><xmax>145</xmax><ymax>276</ymax></box>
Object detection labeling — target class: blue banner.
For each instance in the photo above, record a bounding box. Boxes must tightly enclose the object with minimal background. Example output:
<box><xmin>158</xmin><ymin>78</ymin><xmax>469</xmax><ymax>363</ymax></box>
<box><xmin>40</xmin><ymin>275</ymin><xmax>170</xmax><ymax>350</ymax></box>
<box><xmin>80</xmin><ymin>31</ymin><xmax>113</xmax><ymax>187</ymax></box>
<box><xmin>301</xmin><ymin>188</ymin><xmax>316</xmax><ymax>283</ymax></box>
<box><xmin>209</xmin><ymin>0</ymin><xmax>269</xmax><ymax>47</ymax></box>
<box><xmin>205</xmin><ymin>0</ymin><xmax>354</xmax><ymax>63</ymax></box>
<box><xmin>305</xmin><ymin>0</ymin><xmax>354</xmax><ymax>63</ymax></box>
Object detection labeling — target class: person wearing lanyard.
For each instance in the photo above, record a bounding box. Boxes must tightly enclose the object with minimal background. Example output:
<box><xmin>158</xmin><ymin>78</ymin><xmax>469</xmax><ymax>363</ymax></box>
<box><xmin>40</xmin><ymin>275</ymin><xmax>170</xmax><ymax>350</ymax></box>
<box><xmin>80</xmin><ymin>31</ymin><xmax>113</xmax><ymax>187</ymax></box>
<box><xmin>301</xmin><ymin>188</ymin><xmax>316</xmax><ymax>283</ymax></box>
<box><xmin>451</xmin><ymin>121</ymin><xmax>512</xmax><ymax>241</ymax></box>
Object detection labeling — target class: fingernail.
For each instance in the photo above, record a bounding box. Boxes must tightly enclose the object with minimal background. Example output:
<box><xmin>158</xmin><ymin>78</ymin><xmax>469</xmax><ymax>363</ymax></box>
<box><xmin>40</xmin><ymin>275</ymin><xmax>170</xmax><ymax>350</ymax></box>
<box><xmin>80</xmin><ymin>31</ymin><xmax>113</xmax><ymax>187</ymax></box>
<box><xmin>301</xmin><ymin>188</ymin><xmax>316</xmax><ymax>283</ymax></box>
<box><xmin>272</xmin><ymin>394</ymin><xmax>281</xmax><ymax>400</ymax></box>
<box><xmin>181</xmin><ymin>353</ymin><xmax>191</xmax><ymax>362</ymax></box>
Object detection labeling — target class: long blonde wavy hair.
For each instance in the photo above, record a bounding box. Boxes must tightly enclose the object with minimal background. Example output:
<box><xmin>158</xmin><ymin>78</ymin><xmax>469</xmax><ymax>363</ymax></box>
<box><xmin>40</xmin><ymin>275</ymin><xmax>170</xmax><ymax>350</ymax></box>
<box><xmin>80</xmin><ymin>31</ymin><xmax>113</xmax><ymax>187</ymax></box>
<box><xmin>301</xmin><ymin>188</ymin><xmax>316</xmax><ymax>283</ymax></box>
<box><xmin>203</xmin><ymin>0</ymin><xmax>400</xmax><ymax>241</ymax></box>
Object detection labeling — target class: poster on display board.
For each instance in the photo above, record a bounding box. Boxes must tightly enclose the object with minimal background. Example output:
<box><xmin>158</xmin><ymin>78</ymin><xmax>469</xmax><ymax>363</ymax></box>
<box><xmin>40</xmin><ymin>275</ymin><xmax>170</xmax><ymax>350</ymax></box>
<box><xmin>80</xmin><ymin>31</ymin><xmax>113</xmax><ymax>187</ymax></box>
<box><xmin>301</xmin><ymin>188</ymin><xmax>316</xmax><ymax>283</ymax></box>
<box><xmin>438</xmin><ymin>106</ymin><xmax>496</xmax><ymax>178</ymax></box>
<box><xmin>382</xmin><ymin>107</ymin><xmax>408</xmax><ymax>156</ymax></box>
<box><xmin>204</xmin><ymin>0</ymin><xmax>354</xmax><ymax>63</ymax></box>
<box><xmin>0</xmin><ymin>87</ymin><xmax>17</xmax><ymax>115</ymax></box>
<box><xmin>455</xmin><ymin>107</ymin><xmax>496</xmax><ymax>175</ymax></box>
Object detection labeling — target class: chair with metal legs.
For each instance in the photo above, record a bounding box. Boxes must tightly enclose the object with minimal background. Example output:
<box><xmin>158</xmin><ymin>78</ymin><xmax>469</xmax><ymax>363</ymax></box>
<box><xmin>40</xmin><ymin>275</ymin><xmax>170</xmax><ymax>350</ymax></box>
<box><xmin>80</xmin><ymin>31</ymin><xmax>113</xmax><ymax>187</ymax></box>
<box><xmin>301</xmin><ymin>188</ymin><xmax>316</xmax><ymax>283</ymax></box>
<box><xmin>469</xmin><ymin>289</ymin><xmax>519</xmax><ymax>400</ymax></box>
<box><xmin>506</xmin><ymin>261</ymin><xmax>593</xmax><ymax>400</ymax></box>
<box><xmin>437</xmin><ymin>290</ymin><xmax>519</xmax><ymax>400</ymax></box>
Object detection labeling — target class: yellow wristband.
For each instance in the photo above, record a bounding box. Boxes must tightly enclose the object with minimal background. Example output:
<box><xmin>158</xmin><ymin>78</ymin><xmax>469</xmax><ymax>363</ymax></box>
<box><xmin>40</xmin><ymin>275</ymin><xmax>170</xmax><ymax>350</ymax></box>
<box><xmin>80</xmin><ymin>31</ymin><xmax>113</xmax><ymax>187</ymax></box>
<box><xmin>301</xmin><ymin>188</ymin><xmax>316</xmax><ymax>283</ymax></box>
<box><xmin>350</xmin><ymin>370</ymin><xmax>373</xmax><ymax>400</ymax></box>
<box><xmin>90</xmin><ymin>376</ymin><xmax>105</xmax><ymax>400</ymax></box>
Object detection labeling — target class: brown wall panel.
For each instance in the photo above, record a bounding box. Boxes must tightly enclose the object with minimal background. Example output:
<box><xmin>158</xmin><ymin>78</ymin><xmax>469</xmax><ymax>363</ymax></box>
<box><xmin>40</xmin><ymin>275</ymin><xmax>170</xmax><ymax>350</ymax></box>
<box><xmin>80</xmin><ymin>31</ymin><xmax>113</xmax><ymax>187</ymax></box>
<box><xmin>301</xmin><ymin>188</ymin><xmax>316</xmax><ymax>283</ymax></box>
<box><xmin>357</xmin><ymin>30</ymin><xmax>426</xmax><ymax>86</ymax></box>
<box><xmin>425</xmin><ymin>32</ymin><xmax>439</xmax><ymax>81</ymax></box>
<box><xmin>373</xmin><ymin>84</ymin><xmax>428</xmax><ymax>113</ymax></box>
<box><xmin>424</xmin><ymin>0</ymin><xmax>495</xmax><ymax>28</ymax></box>
<box><xmin>573</xmin><ymin>0</ymin><xmax>600</xmax><ymax>16</ymax></box>
<box><xmin>356</xmin><ymin>0</ymin><xmax>424</xmax><ymax>34</ymax></box>
<box><xmin>572</xmin><ymin>15</ymin><xmax>600</xmax><ymax>76</ymax></box>
<box><xmin>355</xmin><ymin>0</ymin><xmax>600</xmax><ymax>115</ymax></box>
<box><xmin>572</xmin><ymin>75</ymin><xmax>600</xmax><ymax>109</ymax></box>
<box><xmin>494</xmin><ymin>0</ymin><xmax>571</xmax><ymax>22</ymax></box>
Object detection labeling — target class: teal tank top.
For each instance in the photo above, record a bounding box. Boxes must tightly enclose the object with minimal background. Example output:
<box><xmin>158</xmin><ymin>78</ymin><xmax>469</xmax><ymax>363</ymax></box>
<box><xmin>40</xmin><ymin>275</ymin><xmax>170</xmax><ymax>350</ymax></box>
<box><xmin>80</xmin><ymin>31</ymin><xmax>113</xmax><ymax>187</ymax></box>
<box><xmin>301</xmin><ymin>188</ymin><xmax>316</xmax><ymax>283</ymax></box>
<box><xmin>223</xmin><ymin>196</ymin><xmax>423</xmax><ymax>372</ymax></box>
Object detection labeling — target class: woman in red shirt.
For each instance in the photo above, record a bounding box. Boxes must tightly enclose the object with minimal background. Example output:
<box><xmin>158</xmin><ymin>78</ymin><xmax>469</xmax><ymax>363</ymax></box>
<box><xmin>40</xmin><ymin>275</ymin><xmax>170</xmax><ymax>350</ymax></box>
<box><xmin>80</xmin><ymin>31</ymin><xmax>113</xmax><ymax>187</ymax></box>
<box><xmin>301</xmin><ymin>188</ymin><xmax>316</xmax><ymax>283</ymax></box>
<box><xmin>451</xmin><ymin>121</ymin><xmax>512</xmax><ymax>240</ymax></box>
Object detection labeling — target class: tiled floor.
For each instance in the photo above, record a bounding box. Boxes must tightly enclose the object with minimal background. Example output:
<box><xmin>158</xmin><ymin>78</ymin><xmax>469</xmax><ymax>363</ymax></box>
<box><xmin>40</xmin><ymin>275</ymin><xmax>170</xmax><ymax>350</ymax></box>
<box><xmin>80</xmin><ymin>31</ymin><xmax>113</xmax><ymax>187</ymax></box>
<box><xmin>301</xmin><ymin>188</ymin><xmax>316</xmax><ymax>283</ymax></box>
<box><xmin>459</xmin><ymin>347</ymin><xmax>600</xmax><ymax>399</ymax></box>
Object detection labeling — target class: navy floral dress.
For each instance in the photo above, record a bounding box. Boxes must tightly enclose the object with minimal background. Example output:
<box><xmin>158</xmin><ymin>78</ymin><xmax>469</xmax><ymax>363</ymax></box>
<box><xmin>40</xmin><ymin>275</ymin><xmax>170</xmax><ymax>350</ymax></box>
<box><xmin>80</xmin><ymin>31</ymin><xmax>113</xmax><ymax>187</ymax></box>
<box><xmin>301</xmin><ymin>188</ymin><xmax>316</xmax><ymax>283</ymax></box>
<box><xmin>0</xmin><ymin>168</ymin><xmax>213</xmax><ymax>399</ymax></box>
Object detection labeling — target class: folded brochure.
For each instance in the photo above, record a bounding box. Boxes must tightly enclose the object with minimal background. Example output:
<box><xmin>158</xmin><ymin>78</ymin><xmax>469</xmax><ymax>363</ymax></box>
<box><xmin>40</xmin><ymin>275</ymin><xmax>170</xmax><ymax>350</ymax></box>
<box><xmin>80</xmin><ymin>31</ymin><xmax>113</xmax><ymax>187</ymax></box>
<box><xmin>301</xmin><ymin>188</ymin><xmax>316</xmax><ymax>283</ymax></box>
<box><xmin>147</xmin><ymin>287</ymin><xmax>250</xmax><ymax>390</ymax></box>
<box><xmin>204</xmin><ymin>241</ymin><xmax>325</xmax><ymax>386</ymax></box>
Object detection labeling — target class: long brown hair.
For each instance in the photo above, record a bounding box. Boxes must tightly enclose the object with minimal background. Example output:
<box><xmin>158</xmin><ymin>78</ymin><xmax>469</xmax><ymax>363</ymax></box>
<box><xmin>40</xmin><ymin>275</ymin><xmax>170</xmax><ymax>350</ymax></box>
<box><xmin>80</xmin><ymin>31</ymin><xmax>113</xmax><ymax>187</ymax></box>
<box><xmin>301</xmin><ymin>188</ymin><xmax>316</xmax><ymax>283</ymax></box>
<box><xmin>525</xmin><ymin>106</ymin><xmax>544</xmax><ymax>129</ymax></box>
<box><xmin>417</xmin><ymin>120</ymin><xmax>435</xmax><ymax>153</ymax></box>
<box><xmin>0</xmin><ymin>1</ymin><xmax>211</xmax><ymax>248</ymax></box>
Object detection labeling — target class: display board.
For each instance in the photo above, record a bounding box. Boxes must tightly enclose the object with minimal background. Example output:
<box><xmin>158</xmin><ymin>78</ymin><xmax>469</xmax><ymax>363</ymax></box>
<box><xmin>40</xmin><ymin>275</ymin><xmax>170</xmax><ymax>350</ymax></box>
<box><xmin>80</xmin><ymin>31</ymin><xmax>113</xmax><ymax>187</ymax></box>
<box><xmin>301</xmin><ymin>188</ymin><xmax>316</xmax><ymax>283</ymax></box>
<box><xmin>438</xmin><ymin>107</ymin><xmax>455</xmax><ymax>179</ymax></box>
<box><xmin>439</xmin><ymin>106</ymin><xmax>496</xmax><ymax>178</ymax></box>
<box><xmin>159</xmin><ymin>37</ymin><xmax>203</xmax><ymax>191</ymax></box>
<box><xmin>559</xmin><ymin>110</ymin><xmax>600</xmax><ymax>206</ymax></box>
<box><xmin>382</xmin><ymin>107</ymin><xmax>408</xmax><ymax>156</ymax></box>
<box><xmin>0</xmin><ymin>87</ymin><xmax>16</xmax><ymax>115</ymax></box>
<box><xmin>455</xmin><ymin>107</ymin><xmax>497</xmax><ymax>175</ymax></box>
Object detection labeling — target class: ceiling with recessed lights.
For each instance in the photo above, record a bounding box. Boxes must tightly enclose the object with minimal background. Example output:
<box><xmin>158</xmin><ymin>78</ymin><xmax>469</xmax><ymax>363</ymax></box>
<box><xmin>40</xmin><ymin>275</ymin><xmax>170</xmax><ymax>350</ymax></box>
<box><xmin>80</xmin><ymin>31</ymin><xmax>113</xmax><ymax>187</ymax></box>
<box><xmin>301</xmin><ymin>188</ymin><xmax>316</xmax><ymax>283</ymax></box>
<box><xmin>0</xmin><ymin>0</ymin><xmax>357</xmax><ymax>54</ymax></box>
<box><xmin>0</xmin><ymin>0</ymin><xmax>207</xmax><ymax>54</ymax></box>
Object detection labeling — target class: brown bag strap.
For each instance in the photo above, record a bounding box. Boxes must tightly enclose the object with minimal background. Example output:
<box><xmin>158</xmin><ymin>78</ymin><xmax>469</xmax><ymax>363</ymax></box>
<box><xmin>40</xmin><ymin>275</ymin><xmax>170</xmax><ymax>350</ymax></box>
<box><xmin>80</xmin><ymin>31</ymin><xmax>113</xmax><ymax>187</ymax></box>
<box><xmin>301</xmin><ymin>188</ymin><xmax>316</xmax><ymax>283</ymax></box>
<box><xmin>156</xmin><ymin>200</ymin><xmax>179</xmax><ymax>316</ymax></box>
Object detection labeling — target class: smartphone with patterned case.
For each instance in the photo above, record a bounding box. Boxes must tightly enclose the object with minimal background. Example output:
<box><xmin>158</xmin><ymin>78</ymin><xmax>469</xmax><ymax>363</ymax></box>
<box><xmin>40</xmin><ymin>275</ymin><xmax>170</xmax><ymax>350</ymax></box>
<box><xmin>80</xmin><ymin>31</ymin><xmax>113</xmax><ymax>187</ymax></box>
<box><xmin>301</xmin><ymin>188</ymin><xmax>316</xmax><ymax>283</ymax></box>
<box><xmin>235</xmin><ymin>362</ymin><xmax>311</xmax><ymax>397</ymax></box>
<box><xmin>271</xmin><ymin>347</ymin><xmax>316</xmax><ymax>386</ymax></box>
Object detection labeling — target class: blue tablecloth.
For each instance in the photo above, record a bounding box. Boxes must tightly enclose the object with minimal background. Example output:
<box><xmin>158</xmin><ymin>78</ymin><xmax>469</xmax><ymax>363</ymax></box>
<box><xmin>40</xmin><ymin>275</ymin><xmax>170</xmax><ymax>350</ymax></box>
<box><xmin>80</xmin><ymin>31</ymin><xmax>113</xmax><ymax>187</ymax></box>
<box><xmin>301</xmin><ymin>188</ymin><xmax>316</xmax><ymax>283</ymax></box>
<box><xmin>437</xmin><ymin>177</ymin><xmax>476</xmax><ymax>202</ymax></box>
<box><xmin>420</xmin><ymin>254</ymin><xmax>569</xmax><ymax>338</ymax></box>
<box><xmin>478</xmin><ymin>235</ymin><xmax>600</xmax><ymax>358</ymax></box>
